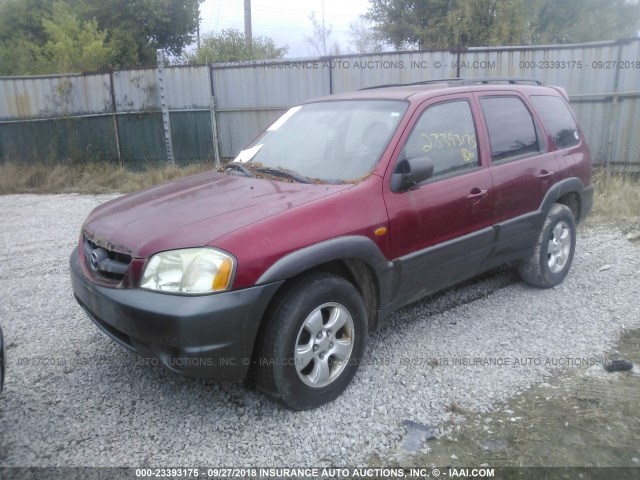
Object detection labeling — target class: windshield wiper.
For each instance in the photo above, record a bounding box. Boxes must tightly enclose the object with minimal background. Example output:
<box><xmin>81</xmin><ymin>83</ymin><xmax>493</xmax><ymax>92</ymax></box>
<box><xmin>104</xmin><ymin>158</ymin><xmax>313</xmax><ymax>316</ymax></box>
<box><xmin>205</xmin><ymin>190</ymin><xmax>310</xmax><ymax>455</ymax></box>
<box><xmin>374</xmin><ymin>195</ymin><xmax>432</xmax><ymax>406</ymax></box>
<box><xmin>253</xmin><ymin>167</ymin><xmax>312</xmax><ymax>184</ymax></box>
<box><xmin>223</xmin><ymin>162</ymin><xmax>254</xmax><ymax>177</ymax></box>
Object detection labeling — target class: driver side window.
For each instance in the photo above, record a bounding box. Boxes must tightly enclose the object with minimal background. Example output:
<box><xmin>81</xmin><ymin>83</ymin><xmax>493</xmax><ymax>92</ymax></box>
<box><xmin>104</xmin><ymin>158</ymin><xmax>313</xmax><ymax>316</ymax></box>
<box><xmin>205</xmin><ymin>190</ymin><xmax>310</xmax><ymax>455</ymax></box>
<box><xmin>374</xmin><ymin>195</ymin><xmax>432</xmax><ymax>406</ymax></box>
<box><xmin>401</xmin><ymin>100</ymin><xmax>479</xmax><ymax>179</ymax></box>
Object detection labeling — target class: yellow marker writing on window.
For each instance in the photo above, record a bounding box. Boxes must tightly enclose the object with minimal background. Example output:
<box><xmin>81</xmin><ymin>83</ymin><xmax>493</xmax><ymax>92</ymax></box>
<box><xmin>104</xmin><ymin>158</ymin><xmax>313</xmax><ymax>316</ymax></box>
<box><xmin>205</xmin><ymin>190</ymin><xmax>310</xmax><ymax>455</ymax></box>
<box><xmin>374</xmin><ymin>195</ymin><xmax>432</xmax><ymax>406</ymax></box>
<box><xmin>461</xmin><ymin>148</ymin><xmax>475</xmax><ymax>162</ymax></box>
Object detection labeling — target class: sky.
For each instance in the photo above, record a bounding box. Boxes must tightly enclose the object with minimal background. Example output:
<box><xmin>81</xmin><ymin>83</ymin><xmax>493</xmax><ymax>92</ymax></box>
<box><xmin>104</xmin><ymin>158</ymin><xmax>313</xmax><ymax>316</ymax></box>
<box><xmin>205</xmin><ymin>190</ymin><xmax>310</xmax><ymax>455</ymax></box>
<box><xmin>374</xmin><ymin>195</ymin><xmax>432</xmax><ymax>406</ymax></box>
<box><xmin>199</xmin><ymin>0</ymin><xmax>372</xmax><ymax>58</ymax></box>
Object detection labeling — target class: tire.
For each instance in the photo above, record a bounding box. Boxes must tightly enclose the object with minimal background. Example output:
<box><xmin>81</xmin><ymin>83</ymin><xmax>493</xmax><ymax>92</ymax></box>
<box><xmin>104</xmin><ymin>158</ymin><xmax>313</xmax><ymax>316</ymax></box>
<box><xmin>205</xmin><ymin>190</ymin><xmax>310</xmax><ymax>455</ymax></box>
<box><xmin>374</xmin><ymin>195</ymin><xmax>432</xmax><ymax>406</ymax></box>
<box><xmin>519</xmin><ymin>203</ymin><xmax>576</xmax><ymax>288</ymax></box>
<box><xmin>254</xmin><ymin>272</ymin><xmax>368</xmax><ymax>410</ymax></box>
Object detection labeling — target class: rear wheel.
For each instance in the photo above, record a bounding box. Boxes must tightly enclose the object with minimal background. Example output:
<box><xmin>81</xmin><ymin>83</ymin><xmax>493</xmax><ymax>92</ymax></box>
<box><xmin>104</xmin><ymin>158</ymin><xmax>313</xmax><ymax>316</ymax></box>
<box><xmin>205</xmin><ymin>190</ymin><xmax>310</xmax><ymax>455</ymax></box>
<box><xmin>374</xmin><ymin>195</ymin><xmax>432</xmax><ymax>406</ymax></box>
<box><xmin>254</xmin><ymin>272</ymin><xmax>367</xmax><ymax>410</ymax></box>
<box><xmin>519</xmin><ymin>203</ymin><xmax>576</xmax><ymax>288</ymax></box>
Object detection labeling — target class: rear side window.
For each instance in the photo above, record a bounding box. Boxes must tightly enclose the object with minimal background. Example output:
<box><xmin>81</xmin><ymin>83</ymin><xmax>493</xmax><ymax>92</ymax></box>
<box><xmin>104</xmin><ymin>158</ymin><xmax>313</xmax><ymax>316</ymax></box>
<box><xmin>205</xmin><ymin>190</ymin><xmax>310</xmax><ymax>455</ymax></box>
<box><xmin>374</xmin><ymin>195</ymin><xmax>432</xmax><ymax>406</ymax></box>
<box><xmin>480</xmin><ymin>97</ymin><xmax>539</xmax><ymax>162</ymax></box>
<box><xmin>401</xmin><ymin>100</ymin><xmax>479</xmax><ymax>179</ymax></box>
<box><xmin>530</xmin><ymin>95</ymin><xmax>580</xmax><ymax>148</ymax></box>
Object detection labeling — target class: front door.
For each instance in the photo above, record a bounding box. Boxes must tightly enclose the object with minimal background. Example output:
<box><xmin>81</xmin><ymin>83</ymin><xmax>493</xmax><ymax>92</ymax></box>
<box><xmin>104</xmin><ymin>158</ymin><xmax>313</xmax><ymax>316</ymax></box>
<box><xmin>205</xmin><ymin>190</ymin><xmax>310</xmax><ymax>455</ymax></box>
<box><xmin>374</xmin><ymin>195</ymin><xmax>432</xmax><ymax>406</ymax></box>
<box><xmin>383</xmin><ymin>95</ymin><xmax>495</xmax><ymax>307</ymax></box>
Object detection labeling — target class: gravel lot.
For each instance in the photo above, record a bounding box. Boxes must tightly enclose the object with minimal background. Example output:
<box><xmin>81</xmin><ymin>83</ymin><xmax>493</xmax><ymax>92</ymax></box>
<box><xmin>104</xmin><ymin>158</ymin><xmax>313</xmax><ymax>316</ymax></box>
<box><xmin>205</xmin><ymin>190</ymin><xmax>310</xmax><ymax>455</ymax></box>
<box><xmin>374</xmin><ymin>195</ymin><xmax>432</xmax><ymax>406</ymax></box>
<box><xmin>0</xmin><ymin>193</ymin><xmax>638</xmax><ymax>467</ymax></box>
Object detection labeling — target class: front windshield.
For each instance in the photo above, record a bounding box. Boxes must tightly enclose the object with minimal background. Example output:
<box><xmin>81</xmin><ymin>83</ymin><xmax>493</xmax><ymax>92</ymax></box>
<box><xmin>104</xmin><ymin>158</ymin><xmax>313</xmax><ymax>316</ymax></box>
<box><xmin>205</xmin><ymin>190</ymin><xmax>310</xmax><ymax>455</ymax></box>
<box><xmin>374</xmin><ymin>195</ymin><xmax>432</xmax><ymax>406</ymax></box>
<box><xmin>233</xmin><ymin>100</ymin><xmax>408</xmax><ymax>183</ymax></box>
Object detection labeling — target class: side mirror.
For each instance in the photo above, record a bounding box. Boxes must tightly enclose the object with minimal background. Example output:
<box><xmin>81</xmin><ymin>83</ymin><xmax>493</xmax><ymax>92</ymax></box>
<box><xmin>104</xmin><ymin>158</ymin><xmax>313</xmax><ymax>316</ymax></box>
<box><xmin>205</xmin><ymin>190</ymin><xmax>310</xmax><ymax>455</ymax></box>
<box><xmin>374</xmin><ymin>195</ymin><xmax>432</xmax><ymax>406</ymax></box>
<box><xmin>390</xmin><ymin>156</ymin><xmax>434</xmax><ymax>192</ymax></box>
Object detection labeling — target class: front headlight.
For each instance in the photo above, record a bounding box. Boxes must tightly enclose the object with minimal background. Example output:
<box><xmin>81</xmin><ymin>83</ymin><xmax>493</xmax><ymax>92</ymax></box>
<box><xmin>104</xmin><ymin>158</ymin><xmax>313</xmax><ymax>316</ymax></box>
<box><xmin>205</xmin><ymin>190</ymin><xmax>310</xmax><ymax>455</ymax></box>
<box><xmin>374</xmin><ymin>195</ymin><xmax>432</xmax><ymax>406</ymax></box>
<box><xmin>140</xmin><ymin>248</ymin><xmax>234</xmax><ymax>294</ymax></box>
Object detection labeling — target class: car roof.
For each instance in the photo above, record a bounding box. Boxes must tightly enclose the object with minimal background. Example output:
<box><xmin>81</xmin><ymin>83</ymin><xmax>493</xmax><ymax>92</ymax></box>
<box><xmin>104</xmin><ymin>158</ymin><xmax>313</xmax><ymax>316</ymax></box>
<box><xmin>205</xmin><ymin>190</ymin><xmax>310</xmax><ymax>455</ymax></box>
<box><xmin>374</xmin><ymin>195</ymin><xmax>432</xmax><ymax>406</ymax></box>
<box><xmin>305</xmin><ymin>79</ymin><xmax>567</xmax><ymax>104</ymax></box>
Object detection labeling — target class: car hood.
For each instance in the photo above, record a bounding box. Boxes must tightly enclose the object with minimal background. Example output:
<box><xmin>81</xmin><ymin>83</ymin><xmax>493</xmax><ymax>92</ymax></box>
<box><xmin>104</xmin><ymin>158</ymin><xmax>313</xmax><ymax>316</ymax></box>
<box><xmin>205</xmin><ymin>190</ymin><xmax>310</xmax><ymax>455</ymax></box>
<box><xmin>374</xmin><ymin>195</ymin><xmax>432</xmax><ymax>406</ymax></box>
<box><xmin>82</xmin><ymin>170</ymin><xmax>351</xmax><ymax>258</ymax></box>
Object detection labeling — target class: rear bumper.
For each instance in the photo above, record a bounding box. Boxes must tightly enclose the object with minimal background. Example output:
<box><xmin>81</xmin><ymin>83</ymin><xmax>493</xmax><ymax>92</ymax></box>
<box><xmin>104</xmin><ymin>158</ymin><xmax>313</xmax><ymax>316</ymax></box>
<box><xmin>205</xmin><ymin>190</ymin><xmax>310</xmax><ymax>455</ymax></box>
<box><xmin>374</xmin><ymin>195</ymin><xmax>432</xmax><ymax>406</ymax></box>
<box><xmin>70</xmin><ymin>249</ymin><xmax>282</xmax><ymax>382</ymax></box>
<box><xmin>579</xmin><ymin>184</ymin><xmax>595</xmax><ymax>223</ymax></box>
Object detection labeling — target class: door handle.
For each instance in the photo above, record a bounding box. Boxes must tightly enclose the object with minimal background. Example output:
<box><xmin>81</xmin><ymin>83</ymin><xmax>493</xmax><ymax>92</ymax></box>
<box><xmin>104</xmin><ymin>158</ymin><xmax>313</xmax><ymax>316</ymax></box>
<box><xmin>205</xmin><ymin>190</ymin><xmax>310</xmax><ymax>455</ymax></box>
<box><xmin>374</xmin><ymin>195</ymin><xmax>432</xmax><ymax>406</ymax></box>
<box><xmin>467</xmin><ymin>188</ymin><xmax>488</xmax><ymax>201</ymax></box>
<box><xmin>537</xmin><ymin>170</ymin><xmax>554</xmax><ymax>180</ymax></box>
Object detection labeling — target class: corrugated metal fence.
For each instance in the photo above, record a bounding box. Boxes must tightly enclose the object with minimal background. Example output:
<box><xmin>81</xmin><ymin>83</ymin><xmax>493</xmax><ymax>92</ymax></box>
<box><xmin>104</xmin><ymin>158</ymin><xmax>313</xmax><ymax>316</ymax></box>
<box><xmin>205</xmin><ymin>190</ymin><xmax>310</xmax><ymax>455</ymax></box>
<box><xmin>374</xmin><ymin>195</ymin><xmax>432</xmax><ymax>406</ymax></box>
<box><xmin>0</xmin><ymin>65</ymin><xmax>215</xmax><ymax>168</ymax></box>
<box><xmin>1</xmin><ymin>38</ymin><xmax>639</xmax><ymax>170</ymax></box>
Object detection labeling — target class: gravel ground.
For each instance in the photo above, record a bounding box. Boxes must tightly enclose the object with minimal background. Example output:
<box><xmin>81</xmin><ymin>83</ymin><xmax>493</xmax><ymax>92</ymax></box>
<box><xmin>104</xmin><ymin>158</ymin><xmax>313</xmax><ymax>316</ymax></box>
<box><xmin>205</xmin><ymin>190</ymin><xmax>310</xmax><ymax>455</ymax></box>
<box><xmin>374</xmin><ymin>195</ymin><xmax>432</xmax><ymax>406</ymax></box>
<box><xmin>0</xmin><ymin>193</ymin><xmax>638</xmax><ymax>467</ymax></box>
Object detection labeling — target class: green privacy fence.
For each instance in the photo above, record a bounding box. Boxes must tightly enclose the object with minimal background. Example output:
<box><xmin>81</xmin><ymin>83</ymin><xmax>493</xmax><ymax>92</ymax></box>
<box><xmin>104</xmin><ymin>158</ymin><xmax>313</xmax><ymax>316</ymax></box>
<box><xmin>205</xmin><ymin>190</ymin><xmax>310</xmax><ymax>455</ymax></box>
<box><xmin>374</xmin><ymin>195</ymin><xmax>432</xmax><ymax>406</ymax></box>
<box><xmin>0</xmin><ymin>116</ymin><xmax>118</xmax><ymax>165</ymax></box>
<box><xmin>0</xmin><ymin>112</ymin><xmax>215</xmax><ymax>169</ymax></box>
<box><xmin>0</xmin><ymin>64</ymin><xmax>218</xmax><ymax>169</ymax></box>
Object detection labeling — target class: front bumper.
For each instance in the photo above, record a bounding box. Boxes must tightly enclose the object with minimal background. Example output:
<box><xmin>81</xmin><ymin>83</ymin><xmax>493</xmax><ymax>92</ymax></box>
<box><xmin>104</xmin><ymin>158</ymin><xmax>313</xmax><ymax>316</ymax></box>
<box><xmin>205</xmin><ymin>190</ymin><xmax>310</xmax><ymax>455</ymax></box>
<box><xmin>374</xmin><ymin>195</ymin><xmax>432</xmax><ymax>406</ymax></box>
<box><xmin>70</xmin><ymin>249</ymin><xmax>282</xmax><ymax>382</ymax></box>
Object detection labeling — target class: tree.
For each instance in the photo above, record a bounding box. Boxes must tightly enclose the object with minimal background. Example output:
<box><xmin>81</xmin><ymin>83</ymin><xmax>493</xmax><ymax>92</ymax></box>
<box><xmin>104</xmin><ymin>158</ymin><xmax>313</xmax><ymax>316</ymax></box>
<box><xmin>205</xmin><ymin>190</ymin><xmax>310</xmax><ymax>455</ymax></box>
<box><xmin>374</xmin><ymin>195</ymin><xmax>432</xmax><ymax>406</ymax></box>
<box><xmin>348</xmin><ymin>18</ymin><xmax>386</xmax><ymax>53</ymax></box>
<box><xmin>0</xmin><ymin>36</ymin><xmax>43</xmax><ymax>76</ymax></box>
<box><xmin>446</xmin><ymin>0</ymin><xmax>528</xmax><ymax>47</ymax></box>
<box><xmin>306</xmin><ymin>11</ymin><xmax>341</xmax><ymax>56</ymax></box>
<box><xmin>527</xmin><ymin>0</ymin><xmax>640</xmax><ymax>45</ymax></box>
<box><xmin>0</xmin><ymin>1</ymin><xmax>113</xmax><ymax>75</ymax></box>
<box><xmin>77</xmin><ymin>0</ymin><xmax>202</xmax><ymax>66</ymax></box>
<box><xmin>365</xmin><ymin>0</ymin><xmax>640</xmax><ymax>49</ymax></box>
<box><xmin>0</xmin><ymin>0</ymin><xmax>202</xmax><ymax>74</ymax></box>
<box><xmin>488</xmin><ymin>0</ymin><xmax>528</xmax><ymax>45</ymax></box>
<box><xmin>180</xmin><ymin>29</ymin><xmax>288</xmax><ymax>64</ymax></box>
<box><xmin>41</xmin><ymin>2</ymin><xmax>112</xmax><ymax>73</ymax></box>
<box><xmin>365</xmin><ymin>0</ymin><xmax>454</xmax><ymax>49</ymax></box>
<box><xmin>0</xmin><ymin>0</ymin><xmax>50</xmax><ymax>45</ymax></box>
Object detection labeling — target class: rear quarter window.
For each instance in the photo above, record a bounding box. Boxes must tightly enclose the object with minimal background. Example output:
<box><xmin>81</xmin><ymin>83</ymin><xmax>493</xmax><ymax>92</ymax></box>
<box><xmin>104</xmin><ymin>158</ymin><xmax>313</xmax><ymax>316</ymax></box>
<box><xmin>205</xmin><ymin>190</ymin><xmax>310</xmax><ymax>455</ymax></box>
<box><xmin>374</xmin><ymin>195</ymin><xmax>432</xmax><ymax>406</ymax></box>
<box><xmin>530</xmin><ymin>95</ymin><xmax>580</xmax><ymax>149</ymax></box>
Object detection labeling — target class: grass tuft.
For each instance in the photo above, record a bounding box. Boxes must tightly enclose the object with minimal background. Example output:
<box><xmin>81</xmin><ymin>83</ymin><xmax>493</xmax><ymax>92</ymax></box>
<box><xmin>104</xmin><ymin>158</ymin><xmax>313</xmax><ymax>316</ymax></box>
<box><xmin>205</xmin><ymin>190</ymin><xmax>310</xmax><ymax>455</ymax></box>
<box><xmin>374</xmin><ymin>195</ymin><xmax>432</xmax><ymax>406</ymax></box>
<box><xmin>0</xmin><ymin>162</ymin><xmax>215</xmax><ymax>195</ymax></box>
<box><xmin>590</xmin><ymin>170</ymin><xmax>640</xmax><ymax>223</ymax></box>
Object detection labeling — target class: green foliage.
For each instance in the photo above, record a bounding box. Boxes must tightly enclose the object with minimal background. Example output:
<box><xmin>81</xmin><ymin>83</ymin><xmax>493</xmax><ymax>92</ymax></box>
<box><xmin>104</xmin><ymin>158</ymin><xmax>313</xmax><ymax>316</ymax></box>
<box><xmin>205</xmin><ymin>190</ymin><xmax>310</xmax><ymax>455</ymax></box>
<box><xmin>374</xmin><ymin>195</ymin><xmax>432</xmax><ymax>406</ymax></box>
<box><xmin>527</xmin><ymin>0</ymin><xmax>640</xmax><ymax>45</ymax></box>
<box><xmin>365</xmin><ymin>0</ymin><xmax>640</xmax><ymax>49</ymax></box>
<box><xmin>0</xmin><ymin>0</ymin><xmax>202</xmax><ymax>74</ymax></box>
<box><xmin>365</xmin><ymin>0</ymin><xmax>453</xmax><ymax>49</ymax></box>
<box><xmin>180</xmin><ymin>28</ymin><xmax>288</xmax><ymax>64</ymax></box>
<box><xmin>0</xmin><ymin>1</ymin><xmax>112</xmax><ymax>75</ymax></box>
<box><xmin>0</xmin><ymin>36</ymin><xmax>43</xmax><ymax>76</ymax></box>
<box><xmin>41</xmin><ymin>3</ymin><xmax>112</xmax><ymax>73</ymax></box>
<box><xmin>78</xmin><ymin>0</ymin><xmax>202</xmax><ymax>66</ymax></box>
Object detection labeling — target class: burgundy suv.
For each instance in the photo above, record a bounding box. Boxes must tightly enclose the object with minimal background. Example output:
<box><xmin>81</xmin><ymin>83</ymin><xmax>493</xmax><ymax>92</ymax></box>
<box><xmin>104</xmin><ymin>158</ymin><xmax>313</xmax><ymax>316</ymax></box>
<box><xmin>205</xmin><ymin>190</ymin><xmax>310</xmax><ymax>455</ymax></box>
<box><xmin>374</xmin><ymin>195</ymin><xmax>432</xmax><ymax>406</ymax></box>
<box><xmin>70</xmin><ymin>79</ymin><xmax>593</xmax><ymax>410</ymax></box>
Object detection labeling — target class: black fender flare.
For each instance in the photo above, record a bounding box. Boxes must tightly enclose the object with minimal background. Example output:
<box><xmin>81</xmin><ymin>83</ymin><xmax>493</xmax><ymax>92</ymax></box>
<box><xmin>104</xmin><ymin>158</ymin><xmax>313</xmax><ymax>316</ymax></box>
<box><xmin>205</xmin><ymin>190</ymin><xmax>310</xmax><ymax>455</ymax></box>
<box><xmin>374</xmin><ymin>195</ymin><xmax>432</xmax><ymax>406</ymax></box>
<box><xmin>257</xmin><ymin>236</ymin><xmax>395</xmax><ymax>310</ymax></box>
<box><xmin>539</xmin><ymin>177</ymin><xmax>586</xmax><ymax>219</ymax></box>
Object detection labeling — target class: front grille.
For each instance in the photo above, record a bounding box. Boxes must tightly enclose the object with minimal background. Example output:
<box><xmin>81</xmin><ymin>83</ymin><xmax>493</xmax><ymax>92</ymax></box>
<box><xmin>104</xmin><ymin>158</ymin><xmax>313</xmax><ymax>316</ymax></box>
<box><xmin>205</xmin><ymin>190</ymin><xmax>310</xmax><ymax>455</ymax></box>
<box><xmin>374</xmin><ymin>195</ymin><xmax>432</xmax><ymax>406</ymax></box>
<box><xmin>83</xmin><ymin>236</ymin><xmax>132</xmax><ymax>281</ymax></box>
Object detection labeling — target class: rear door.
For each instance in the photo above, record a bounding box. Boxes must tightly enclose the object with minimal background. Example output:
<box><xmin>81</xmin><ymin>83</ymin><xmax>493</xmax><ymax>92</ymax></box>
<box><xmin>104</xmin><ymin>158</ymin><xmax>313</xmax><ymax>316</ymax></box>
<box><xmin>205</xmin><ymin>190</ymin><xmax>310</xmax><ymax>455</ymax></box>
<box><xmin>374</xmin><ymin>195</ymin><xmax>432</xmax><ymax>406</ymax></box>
<box><xmin>475</xmin><ymin>93</ymin><xmax>560</xmax><ymax>265</ymax></box>
<box><xmin>383</xmin><ymin>94</ymin><xmax>495</xmax><ymax>307</ymax></box>
<box><xmin>529</xmin><ymin>94</ymin><xmax>589</xmax><ymax>186</ymax></box>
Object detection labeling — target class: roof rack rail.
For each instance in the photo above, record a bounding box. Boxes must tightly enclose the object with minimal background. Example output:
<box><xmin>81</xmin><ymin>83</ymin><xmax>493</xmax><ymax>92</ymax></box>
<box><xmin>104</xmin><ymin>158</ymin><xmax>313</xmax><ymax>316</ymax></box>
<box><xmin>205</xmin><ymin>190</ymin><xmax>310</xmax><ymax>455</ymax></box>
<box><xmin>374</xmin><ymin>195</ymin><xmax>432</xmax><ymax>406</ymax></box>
<box><xmin>456</xmin><ymin>77</ymin><xmax>544</xmax><ymax>86</ymax></box>
<box><xmin>359</xmin><ymin>78</ymin><xmax>459</xmax><ymax>91</ymax></box>
<box><xmin>359</xmin><ymin>77</ymin><xmax>544</xmax><ymax>91</ymax></box>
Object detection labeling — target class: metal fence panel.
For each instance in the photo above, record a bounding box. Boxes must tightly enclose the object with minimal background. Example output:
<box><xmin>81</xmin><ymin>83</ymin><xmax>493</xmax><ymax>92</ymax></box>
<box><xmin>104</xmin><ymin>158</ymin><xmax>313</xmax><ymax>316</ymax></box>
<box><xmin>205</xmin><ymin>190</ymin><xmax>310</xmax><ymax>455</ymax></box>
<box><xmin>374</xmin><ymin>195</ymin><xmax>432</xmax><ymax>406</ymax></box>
<box><xmin>212</xmin><ymin>60</ymin><xmax>331</xmax><ymax>157</ymax></box>
<box><xmin>612</xmin><ymin>97</ymin><xmax>640</xmax><ymax>171</ymax></box>
<box><xmin>216</xmin><ymin>109</ymin><xmax>286</xmax><ymax>158</ymax></box>
<box><xmin>111</xmin><ymin>66</ymin><xmax>212</xmax><ymax>112</ymax></box>
<box><xmin>212</xmin><ymin>61</ymin><xmax>329</xmax><ymax>109</ymax></box>
<box><xmin>471</xmin><ymin>43</ymin><xmax>619</xmax><ymax>94</ymax></box>
<box><xmin>111</xmin><ymin>69</ymin><xmax>159</xmax><ymax>112</ymax></box>
<box><xmin>163</xmin><ymin>66</ymin><xmax>211</xmax><ymax>109</ymax></box>
<box><xmin>170</xmin><ymin>111</ymin><xmax>215</xmax><ymax>165</ymax></box>
<box><xmin>116</xmin><ymin>112</ymin><xmax>165</xmax><ymax>166</ymax></box>
<box><xmin>0</xmin><ymin>116</ymin><xmax>117</xmax><ymax>164</ymax></box>
<box><xmin>570</xmin><ymin>100</ymin><xmax>612</xmax><ymax>165</ymax></box>
<box><xmin>617</xmin><ymin>40</ymin><xmax>640</xmax><ymax>92</ymax></box>
<box><xmin>331</xmin><ymin>52</ymin><xmax>447</xmax><ymax>92</ymax></box>
<box><xmin>0</xmin><ymin>74</ymin><xmax>111</xmax><ymax>120</ymax></box>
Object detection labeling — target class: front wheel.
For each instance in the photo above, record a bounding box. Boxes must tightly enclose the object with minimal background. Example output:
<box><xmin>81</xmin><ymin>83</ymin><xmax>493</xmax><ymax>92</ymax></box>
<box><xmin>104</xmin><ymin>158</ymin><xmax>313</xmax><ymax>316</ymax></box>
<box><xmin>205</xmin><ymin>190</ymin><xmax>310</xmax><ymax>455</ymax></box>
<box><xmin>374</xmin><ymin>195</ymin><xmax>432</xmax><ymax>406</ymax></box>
<box><xmin>519</xmin><ymin>203</ymin><xmax>576</xmax><ymax>288</ymax></box>
<box><xmin>254</xmin><ymin>273</ymin><xmax>368</xmax><ymax>410</ymax></box>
